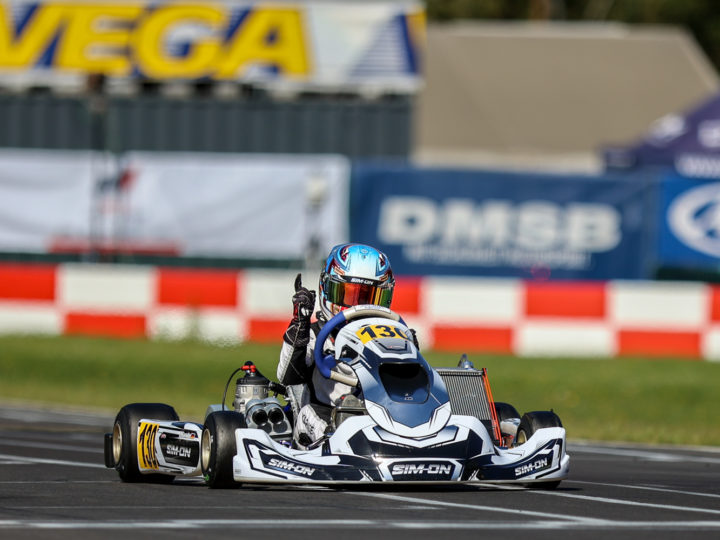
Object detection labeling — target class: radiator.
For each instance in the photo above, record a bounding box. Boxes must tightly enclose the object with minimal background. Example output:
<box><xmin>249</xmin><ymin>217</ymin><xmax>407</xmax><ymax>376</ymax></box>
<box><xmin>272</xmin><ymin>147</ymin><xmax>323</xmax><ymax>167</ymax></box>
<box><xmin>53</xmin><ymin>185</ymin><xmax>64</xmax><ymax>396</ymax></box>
<box><xmin>436</xmin><ymin>367</ymin><xmax>500</xmax><ymax>444</ymax></box>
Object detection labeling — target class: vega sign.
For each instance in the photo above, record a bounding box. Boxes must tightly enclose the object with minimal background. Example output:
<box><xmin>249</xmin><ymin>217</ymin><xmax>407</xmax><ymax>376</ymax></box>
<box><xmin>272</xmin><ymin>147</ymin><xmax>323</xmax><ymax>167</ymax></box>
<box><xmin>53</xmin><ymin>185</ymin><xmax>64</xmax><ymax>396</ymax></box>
<box><xmin>0</xmin><ymin>2</ymin><xmax>308</xmax><ymax>79</ymax></box>
<box><xmin>0</xmin><ymin>1</ymin><xmax>424</xmax><ymax>87</ymax></box>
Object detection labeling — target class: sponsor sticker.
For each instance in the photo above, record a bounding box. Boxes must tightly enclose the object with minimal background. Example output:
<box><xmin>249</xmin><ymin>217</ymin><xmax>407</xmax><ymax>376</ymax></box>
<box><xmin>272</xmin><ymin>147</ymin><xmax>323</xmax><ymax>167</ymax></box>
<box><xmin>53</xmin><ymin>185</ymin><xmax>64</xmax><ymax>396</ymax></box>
<box><xmin>349</xmin><ymin>277</ymin><xmax>374</xmax><ymax>285</ymax></box>
<box><xmin>267</xmin><ymin>457</ymin><xmax>316</xmax><ymax>477</ymax></box>
<box><xmin>159</xmin><ymin>434</ymin><xmax>199</xmax><ymax>466</ymax></box>
<box><xmin>389</xmin><ymin>461</ymin><xmax>454</xmax><ymax>480</ymax></box>
<box><xmin>514</xmin><ymin>456</ymin><xmax>550</xmax><ymax>477</ymax></box>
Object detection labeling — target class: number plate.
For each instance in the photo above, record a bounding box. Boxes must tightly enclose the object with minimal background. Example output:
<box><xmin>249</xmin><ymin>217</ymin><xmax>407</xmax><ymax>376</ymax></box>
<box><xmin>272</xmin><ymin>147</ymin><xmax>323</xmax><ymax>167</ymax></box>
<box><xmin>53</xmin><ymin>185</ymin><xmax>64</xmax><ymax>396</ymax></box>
<box><xmin>356</xmin><ymin>324</ymin><xmax>410</xmax><ymax>344</ymax></box>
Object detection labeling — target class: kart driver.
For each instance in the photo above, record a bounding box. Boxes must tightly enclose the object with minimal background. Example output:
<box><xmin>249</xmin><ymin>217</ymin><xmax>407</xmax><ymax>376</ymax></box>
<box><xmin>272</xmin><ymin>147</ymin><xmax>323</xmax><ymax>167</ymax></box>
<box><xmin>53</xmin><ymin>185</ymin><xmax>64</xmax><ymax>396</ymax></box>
<box><xmin>278</xmin><ymin>243</ymin><xmax>399</xmax><ymax>449</ymax></box>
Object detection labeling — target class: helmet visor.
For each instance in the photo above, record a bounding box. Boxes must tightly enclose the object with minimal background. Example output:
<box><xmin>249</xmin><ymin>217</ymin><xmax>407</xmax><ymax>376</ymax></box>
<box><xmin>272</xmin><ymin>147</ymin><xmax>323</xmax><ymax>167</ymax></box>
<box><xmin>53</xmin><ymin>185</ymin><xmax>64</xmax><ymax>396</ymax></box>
<box><xmin>323</xmin><ymin>277</ymin><xmax>393</xmax><ymax>309</ymax></box>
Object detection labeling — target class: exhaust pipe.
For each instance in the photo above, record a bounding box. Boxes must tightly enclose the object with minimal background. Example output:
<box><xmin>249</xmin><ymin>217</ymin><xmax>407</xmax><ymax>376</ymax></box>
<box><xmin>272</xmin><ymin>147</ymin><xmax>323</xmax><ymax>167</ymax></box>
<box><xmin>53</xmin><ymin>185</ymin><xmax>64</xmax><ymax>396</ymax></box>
<box><xmin>245</xmin><ymin>398</ymin><xmax>288</xmax><ymax>433</ymax></box>
<box><xmin>245</xmin><ymin>400</ymin><xmax>269</xmax><ymax>427</ymax></box>
<box><xmin>267</xmin><ymin>404</ymin><xmax>285</xmax><ymax>425</ymax></box>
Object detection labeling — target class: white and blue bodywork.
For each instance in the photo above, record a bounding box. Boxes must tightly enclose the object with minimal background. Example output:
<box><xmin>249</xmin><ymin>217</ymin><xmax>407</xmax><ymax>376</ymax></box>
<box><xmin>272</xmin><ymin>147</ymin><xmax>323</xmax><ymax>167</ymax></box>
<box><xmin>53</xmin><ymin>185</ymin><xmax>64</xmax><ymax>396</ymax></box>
<box><xmin>105</xmin><ymin>305</ymin><xmax>569</xmax><ymax>487</ymax></box>
<box><xmin>228</xmin><ymin>306</ymin><xmax>569</xmax><ymax>486</ymax></box>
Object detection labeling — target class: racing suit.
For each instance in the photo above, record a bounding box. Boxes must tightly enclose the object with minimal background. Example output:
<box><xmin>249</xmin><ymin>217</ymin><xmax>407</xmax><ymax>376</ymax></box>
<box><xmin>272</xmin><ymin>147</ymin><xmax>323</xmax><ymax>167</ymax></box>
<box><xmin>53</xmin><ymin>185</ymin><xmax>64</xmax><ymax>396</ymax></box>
<box><xmin>277</xmin><ymin>313</ymin><xmax>357</xmax><ymax>448</ymax></box>
<box><xmin>278</xmin><ymin>274</ymin><xmax>416</xmax><ymax>448</ymax></box>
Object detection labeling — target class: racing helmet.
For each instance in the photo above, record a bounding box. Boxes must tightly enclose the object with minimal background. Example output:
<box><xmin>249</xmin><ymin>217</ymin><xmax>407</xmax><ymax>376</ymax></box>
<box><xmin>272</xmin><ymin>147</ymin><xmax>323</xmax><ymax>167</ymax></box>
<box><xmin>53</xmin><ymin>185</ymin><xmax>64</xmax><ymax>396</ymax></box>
<box><xmin>319</xmin><ymin>243</ymin><xmax>395</xmax><ymax>319</ymax></box>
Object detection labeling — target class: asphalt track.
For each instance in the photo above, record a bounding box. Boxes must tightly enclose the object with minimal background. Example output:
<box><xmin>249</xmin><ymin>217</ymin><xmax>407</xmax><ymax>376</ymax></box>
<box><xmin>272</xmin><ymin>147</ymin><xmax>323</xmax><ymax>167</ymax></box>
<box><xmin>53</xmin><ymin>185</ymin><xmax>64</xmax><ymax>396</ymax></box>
<box><xmin>0</xmin><ymin>405</ymin><xmax>719</xmax><ymax>540</ymax></box>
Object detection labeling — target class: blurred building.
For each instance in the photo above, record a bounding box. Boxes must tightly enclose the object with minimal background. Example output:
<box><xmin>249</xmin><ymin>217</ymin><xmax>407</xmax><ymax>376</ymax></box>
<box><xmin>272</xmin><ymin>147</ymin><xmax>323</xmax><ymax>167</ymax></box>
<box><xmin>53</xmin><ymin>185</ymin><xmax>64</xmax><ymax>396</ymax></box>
<box><xmin>415</xmin><ymin>22</ymin><xmax>720</xmax><ymax>172</ymax></box>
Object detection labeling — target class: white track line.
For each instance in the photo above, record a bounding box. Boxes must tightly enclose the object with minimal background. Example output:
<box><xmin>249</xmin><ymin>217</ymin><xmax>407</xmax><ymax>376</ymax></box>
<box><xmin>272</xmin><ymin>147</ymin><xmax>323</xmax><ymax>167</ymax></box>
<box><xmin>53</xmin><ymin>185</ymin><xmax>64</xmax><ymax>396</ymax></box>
<box><xmin>566</xmin><ymin>480</ymin><xmax>720</xmax><ymax>499</ymax></box>
<box><xmin>0</xmin><ymin>439</ymin><xmax>102</xmax><ymax>453</ymax></box>
<box><xmin>0</xmin><ymin>519</ymin><xmax>718</xmax><ymax>531</ymax></box>
<box><xmin>348</xmin><ymin>491</ymin><xmax>601</xmax><ymax>523</ymax></box>
<box><xmin>530</xmin><ymin>489</ymin><xmax>720</xmax><ymax>515</ymax></box>
<box><xmin>0</xmin><ymin>453</ymin><xmax>105</xmax><ymax>469</ymax></box>
<box><xmin>569</xmin><ymin>446</ymin><xmax>720</xmax><ymax>464</ymax></box>
<box><xmin>4</xmin><ymin>505</ymin><xmax>309</xmax><ymax>510</ymax></box>
<box><xmin>0</xmin><ymin>408</ymin><xmax>110</xmax><ymax>427</ymax></box>
<box><xmin>0</xmin><ymin>481</ymin><xmax>113</xmax><ymax>484</ymax></box>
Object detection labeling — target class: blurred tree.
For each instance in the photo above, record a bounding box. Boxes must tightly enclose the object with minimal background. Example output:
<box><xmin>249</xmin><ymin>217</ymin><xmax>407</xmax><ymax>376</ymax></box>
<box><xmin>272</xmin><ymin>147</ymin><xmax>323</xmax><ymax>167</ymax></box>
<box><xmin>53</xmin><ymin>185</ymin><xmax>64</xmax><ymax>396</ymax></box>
<box><xmin>425</xmin><ymin>0</ymin><xmax>720</xmax><ymax>72</ymax></box>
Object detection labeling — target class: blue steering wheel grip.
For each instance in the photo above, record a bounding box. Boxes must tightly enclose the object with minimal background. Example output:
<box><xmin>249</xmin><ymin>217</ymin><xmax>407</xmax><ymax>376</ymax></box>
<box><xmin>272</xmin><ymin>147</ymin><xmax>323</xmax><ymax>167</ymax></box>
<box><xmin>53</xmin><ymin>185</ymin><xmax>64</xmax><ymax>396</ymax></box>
<box><xmin>313</xmin><ymin>306</ymin><xmax>406</xmax><ymax>379</ymax></box>
<box><xmin>314</xmin><ymin>310</ymin><xmax>348</xmax><ymax>378</ymax></box>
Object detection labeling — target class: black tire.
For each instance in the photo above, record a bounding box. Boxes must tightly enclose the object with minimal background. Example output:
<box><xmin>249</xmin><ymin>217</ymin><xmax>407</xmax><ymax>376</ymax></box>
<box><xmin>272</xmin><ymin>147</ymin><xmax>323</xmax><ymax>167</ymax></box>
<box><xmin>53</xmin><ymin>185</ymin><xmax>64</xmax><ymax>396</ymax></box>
<box><xmin>515</xmin><ymin>410</ymin><xmax>563</xmax><ymax>490</ymax></box>
<box><xmin>201</xmin><ymin>411</ymin><xmax>245</xmax><ymax>489</ymax></box>
<box><xmin>494</xmin><ymin>402</ymin><xmax>520</xmax><ymax>423</ymax></box>
<box><xmin>494</xmin><ymin>401</ymin><xmax>521</xmax><ymax>446</ymax></box>
<box><xmin>516</xmin><ymin>410</ymin><xmax>563</xmax><ymax>445</ymax></box>
<box><xmin>112</xmin><ymin>403</ymin><xmax>179</xmax><ymax>483</ymax></box>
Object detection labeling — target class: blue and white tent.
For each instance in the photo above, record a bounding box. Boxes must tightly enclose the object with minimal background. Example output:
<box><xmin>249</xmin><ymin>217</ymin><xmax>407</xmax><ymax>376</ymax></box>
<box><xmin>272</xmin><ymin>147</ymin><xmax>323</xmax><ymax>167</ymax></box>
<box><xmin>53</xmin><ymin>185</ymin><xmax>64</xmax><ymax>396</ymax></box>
<box><xmin>604</xmin><ymin>92</ymin><xmax>720</xmax><ymax>179</ymax></box>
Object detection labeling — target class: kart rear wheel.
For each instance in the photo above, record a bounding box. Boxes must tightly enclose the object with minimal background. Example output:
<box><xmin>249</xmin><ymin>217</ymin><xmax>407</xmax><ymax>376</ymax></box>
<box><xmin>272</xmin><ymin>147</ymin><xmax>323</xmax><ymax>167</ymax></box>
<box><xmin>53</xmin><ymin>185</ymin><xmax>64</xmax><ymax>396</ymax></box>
<box><xmin>202</xmin><ymin>411</ymin><xmax>245</xmax><ymax>489</ymax></box>
<box><xmin>494</xmin><ymin>402</ymin><xmax>520</xmax><ymax>422</ymax></box>
<box><xmin>494</xmin><ymin>402</ymin><xmax>521</xmax><ymax>446</ymax></box>
<box><xmin>515</xmin><ymin>410</ymin><xmax>563</xmax><ymax>490</ymax></box>
<box><xmin>113</xmin><ymin>403</ymin><xmax>179</xmax><ymax>483</ymax></box>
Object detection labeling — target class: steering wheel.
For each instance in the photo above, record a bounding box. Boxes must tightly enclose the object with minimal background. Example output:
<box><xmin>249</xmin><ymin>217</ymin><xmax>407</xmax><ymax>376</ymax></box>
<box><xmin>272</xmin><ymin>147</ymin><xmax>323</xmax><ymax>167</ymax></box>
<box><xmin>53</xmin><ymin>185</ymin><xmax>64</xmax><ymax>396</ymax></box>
<box><xmin>314</xmin><ymin>305</ymin><xmax>405</xmax><ymax>382</ymax></box>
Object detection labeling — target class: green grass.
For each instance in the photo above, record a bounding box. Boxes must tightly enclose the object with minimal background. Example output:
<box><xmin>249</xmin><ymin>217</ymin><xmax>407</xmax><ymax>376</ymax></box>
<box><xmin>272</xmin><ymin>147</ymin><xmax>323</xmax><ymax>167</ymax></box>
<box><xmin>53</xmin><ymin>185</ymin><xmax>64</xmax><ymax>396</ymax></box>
<box><xmin>1</xmin><ymin>335</ymin><xmax>718</xmax><ymax>447</ymax></box>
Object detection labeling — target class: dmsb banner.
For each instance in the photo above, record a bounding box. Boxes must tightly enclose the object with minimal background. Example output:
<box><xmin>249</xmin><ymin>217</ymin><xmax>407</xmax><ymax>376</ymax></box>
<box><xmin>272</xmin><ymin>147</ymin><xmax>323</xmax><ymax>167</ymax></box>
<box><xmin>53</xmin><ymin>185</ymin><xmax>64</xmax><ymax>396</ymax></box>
<box><xmin>350</xmin><ymin>164</ymin><xmax>657</xmax><ymax>280</ymax></box>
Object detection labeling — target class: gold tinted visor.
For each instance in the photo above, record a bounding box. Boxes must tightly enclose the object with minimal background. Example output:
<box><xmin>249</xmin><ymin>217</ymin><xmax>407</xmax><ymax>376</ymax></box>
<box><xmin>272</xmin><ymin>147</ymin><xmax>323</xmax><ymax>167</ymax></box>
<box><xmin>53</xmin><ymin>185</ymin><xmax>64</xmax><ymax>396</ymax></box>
<box><xmin>323</xmin><ymin>278</ymin><xmax>393</xmax><ymax>308</ymax></box>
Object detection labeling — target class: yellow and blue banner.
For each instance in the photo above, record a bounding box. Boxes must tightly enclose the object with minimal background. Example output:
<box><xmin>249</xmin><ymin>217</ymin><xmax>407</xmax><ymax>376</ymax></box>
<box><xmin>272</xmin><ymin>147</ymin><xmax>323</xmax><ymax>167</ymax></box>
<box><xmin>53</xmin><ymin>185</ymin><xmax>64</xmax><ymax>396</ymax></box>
<box><xmin>0</xmin><ymin>1</ymin><xmax>424</xmax><ymax>89</ymax></box>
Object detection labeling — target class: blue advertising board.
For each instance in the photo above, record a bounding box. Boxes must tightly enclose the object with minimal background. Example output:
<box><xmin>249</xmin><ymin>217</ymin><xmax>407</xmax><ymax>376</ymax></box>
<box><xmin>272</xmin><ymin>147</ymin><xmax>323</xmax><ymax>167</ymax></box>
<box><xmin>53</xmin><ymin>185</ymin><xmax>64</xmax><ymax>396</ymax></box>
<box><xmin>659</xmin><ymin>173</ymin><xmax>720</xmax><ymax>269</ymax></box>
<box><xmin>350</xmin><ymin>164</ymin><xmax>657</xmax><ymax>279</ymax></box>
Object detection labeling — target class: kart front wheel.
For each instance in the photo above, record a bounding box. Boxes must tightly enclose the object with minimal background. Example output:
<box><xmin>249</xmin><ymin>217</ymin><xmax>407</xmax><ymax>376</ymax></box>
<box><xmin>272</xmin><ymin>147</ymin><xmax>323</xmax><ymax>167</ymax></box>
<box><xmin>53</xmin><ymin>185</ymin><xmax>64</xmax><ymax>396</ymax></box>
<box><xmin>112</xmin><ymin>403</ymin><xmax>179</xmax><ymax>483</ymax></box>
<box><xmin>201</xmin><ymin>411</ymin><xmax>245</xmax><ymax>489</ymax></box>
<box><xmin>516</xmin><ymin>410</ymin><xmax>563</xmax><ymax>445</ymax></box>
<box><xmin>515</xmin><ymin>410</ymin><xmax>563</xmax><ymax>490</ymax></box>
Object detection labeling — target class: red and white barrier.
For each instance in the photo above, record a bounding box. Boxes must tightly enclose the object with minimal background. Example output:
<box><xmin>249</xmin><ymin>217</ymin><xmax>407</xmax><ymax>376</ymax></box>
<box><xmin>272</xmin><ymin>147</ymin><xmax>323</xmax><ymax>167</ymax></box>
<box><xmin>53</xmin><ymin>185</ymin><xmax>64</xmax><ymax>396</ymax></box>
<box><xmin>1</xmin><ymin>263</ymin><xmax>719</xmax><ymax>360</ymax></box>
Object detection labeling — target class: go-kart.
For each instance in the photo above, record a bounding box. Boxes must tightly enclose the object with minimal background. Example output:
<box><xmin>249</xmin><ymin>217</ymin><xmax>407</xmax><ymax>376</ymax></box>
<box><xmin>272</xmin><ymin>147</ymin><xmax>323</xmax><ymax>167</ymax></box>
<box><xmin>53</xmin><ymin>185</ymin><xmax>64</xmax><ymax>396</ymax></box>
<box><xmin>104</xmin><ymin>305</ymin><xmax>569</xmax><ymax>488</ymax></box>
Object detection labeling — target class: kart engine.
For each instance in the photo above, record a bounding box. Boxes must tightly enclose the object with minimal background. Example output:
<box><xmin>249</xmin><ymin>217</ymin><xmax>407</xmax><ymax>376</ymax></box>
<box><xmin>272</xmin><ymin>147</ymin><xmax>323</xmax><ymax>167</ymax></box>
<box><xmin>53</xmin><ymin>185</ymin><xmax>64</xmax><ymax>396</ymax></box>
<box><xmin>232</xmin><ymin>363</ymin><xmax>292</xmax><ymax>440</ymax></box>
<box><xmin>331</xmin><ymin>393</ymin><xmax>366</xmax><ymax>430</ymax></box>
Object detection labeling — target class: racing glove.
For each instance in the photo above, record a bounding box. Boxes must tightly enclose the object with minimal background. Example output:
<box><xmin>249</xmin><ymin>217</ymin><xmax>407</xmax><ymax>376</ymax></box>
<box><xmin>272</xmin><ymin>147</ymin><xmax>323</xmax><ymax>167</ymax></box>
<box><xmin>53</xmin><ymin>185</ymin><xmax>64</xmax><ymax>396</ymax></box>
<box><xmin>283</xmin><ymin>273</ymin><xmax>316</xmax><ymax>348</ymax></box>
